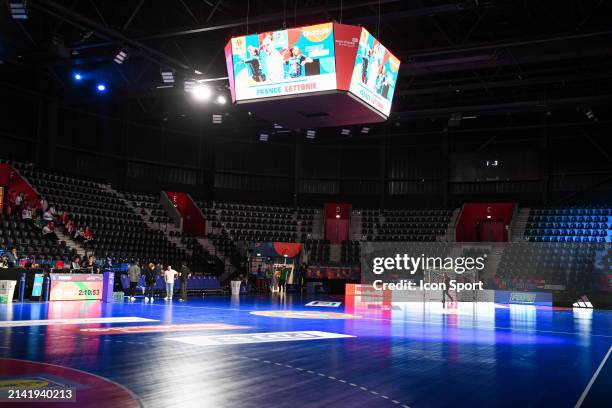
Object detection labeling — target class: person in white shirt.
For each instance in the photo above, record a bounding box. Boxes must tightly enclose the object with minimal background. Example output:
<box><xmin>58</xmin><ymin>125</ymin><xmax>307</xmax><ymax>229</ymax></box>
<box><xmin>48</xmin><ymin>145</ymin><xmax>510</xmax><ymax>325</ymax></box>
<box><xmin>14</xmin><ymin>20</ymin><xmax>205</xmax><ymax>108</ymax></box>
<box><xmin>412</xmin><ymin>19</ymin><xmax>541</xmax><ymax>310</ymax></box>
<box><xmin>42</xmin><ymin>222</ymin><xmax>55</xmax><ymax>237</ymax></box>
<box><xmin>163</xmin><ymin>265</ymin><xmax>178</xmax><ymax>301</ymax></box>
<box><xmin>21</xmin><ymin>207</ymin><xmax>33</xmax><ymax>223</ymax></box>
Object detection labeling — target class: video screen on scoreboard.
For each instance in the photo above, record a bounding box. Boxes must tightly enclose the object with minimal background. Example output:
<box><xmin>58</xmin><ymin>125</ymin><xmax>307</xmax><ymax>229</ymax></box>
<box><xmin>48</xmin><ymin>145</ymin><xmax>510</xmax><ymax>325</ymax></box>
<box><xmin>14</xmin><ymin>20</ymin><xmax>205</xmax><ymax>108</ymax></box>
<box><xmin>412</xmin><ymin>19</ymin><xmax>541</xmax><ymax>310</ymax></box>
<box><xmin>230</xmin><ymin>23</ymin><xmax>336</xmax><ymax>101</ymax></box>
<box><xmin>349</xmin><ymin>28</ymin><xmax>400</xmax><ymax>117</ymax></box>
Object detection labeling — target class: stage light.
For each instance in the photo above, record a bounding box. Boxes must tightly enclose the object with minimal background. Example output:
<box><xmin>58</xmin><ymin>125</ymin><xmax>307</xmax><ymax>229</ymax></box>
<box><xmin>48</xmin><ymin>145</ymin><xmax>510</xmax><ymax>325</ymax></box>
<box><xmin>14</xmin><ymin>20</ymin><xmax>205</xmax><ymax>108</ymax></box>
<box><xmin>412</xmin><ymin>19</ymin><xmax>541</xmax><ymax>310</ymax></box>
<box><xmin>361</xmin><ymin>127</ymin><xmax>370</xmax><ymax>134</ymax></box>
<box><xmin>113</xmin><ymin>49</ymin><xmax>129</xmax><ymax>64</ymax></box>
<box><xmin>341</xmin><ymin>128</ymin><xmax>351</xmax><ymax>136</ymax></box>
<box><xmin>274</xmin><ymin>123</ymin><xmax>283</xmax><ymax>129</ymax></box>
<box><xmin>161</xmin><ymin>68</ymin><xmax>174</xmax><ymax>84</ymax></box>
<box><xmin>73</xmin><ymin>73</ymin><xmax>82</xmax><ymax>81</ymax></box>
<box><xmin>306</xmin><ymin>130</ymin><xmax>316</xmax><ymax>139</ymax></box>
<box><xmin>96</xmin><ymin>84</ymin><xmax>106</xmax><ymax>92</ymax></box>
<box><xmin>192</xmin><ymin>84</ymin><xmax>211</xmax><ymax>101</ymax></box>
<box><xmin>212</xmin><ymin>114</ymin><xmax>223</xmax><ymax>124</ymax></box>
<box><xmin>259</xmin><ymin>133</ymin><xmax>269</xmax><ymax>142</ymax></box>
<box><xmin>9</xmin><ymin>1</ymin><xmax>28</xmax><ymax>19</ymax></box>
<box><xmin>216</xmin><ymin>95</ymin><xmax>227</xmax><ymax>105</ymax></box>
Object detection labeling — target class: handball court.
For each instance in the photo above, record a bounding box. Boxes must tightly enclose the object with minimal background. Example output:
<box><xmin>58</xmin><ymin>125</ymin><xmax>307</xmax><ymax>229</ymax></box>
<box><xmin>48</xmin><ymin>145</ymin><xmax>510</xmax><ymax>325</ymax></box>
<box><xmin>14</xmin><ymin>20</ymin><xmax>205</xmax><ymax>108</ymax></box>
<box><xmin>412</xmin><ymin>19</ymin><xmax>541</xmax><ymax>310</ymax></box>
<box><xmin>1</xmin><ymin>295</ymin><xmax>611</xmax><ymax>408</ymax></box>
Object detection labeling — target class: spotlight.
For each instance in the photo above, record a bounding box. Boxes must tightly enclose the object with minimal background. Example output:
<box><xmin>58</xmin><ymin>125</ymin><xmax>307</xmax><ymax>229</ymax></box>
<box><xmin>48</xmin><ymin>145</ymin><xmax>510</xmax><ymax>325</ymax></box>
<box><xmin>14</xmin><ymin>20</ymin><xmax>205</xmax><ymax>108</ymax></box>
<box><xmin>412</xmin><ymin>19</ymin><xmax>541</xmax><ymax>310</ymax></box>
<box><xmin>73</xmin><ymin>73</ymin><xmax>82</xmax><ymax>81</ymax></box>
<box><xmin>96</xmin><ymin>84</ymin><xmax>106</xmax><ymax>92</ymax></box>
<box><xmin>212</xmin><ymin>114</ymin><xmax>223</xmax><ymax>124</ymax></box>
<box><xmin>192</xmin><ymin>84</ymin><xmax>211</xmax><ymax>101</ymax></box>
<box><xmin>274</xmin><ymin>123</ymin><xmax>283</xmax><ymax>129</ymax></box>
<box><xmin>306</xmin><ymin>130</ymin><xmax>316</xmax><ymax>139</ymax></box>
<box><xmin>341</xmin><ymin>128</ymin><xmax>351</xmax><ymax>136</ymax></box>
<box><xmin>113</xmin><ymin>49</ymin><xmax>129</xmax><ymax>65</ymax></box>
<box><xmin>160</xmin><ymin>68</ymin><xmax>175</xmax><ymax>84</ymax></box>
<box><xmin>216</xmin><ymin>95</ymin><xmax>227</xmax><ymax>105</ymax></box>
<box><xmin>9</xmin><ymin>0</ymin><xmax>28</xmax><ymax>19</ymax></box>
<box><xmin>361</xmin><ymin>127</ymin><xmax>370</xmax><ymax>134</ymax></box>
<box><xmin>259</xmin><ymin>133</ymin><xmax>269</xmax><ymax>142</ymax></box>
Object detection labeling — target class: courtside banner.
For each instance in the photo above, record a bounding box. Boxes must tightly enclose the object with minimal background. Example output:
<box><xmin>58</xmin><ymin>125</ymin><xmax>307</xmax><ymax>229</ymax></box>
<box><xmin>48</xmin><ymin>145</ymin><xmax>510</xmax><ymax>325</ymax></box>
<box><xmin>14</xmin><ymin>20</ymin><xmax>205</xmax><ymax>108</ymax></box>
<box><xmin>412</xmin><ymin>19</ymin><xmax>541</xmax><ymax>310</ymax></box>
<box><xmin>230</xmin><ymin>23</ymin><xmax>336</xmax><ymax>101</ymax></box>
<box><xmin>360</xmin><ymin>242</ymin><xmax>612</xmax><ymax>301</ymax></box>
<box><xmin>49</xmin><ymin>273</ymin><xmax>103</xmax><ymax>301</ymax></box>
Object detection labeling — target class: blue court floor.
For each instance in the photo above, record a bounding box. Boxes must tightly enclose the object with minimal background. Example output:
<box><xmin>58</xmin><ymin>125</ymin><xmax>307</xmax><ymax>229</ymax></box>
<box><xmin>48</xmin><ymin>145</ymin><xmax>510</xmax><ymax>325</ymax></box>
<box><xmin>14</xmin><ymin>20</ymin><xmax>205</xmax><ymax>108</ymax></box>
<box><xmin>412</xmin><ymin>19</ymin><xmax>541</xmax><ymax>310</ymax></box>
<box><xmin>0</xmin><ymin>294</ymin><xmax>611</xmax><ymax>408</ymax></box>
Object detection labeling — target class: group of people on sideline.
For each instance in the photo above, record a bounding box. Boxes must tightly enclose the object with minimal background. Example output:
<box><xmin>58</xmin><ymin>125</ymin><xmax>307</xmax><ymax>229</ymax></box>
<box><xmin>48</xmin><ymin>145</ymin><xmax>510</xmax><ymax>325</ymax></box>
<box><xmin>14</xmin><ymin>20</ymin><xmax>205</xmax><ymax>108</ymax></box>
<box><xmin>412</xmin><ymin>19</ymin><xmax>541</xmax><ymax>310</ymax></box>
<box><xmin>126</xmin><ymin>260</ymin><xmax>191</xmax><ymax>302</ymax></box>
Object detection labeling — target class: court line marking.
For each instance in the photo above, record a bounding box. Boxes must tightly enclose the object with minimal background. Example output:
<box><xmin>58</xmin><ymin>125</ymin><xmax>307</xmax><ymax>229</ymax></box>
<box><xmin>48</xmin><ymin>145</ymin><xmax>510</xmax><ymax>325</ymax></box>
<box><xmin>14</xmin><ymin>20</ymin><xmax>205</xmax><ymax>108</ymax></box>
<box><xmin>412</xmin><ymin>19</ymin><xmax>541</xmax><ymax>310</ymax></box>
<box><xmin>234</xmin><ymin>354</ymin><xmax>410</xmax><ymax>407</ymax></box>
<box><xmin>0</xmin><ymin>317</ymin><xmax>156</xmax><ymax>328</ymax></box>
<box><xmin>574</xmin><ymin>345</ymin><xmax>612</xmax><ymax>408</ymax></box>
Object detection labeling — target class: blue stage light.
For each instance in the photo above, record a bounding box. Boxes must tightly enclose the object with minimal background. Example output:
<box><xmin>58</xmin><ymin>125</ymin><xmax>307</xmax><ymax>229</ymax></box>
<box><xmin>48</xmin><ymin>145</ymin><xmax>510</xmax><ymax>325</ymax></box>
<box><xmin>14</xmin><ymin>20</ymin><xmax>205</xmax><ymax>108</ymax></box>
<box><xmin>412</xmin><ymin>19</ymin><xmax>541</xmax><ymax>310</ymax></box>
<box><xmin>97</xmin><ymin>84</ymin><xmax>106</xmax><ymax>92</ymax></box>
<box><xmin>74</xmin><ymin>73</ymin><xmax>82</xmax><ymax>81</ymax></box>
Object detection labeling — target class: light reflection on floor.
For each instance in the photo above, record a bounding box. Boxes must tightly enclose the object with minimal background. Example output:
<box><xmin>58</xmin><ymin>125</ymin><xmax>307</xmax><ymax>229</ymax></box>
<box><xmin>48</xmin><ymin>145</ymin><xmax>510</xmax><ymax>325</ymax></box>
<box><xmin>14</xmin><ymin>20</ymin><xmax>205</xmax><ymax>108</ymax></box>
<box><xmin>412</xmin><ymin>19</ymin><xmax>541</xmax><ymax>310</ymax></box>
<box><xmin>0</xmin><ymin>294</ymin><xmax>610</xmax><ymax>408</ymax></box>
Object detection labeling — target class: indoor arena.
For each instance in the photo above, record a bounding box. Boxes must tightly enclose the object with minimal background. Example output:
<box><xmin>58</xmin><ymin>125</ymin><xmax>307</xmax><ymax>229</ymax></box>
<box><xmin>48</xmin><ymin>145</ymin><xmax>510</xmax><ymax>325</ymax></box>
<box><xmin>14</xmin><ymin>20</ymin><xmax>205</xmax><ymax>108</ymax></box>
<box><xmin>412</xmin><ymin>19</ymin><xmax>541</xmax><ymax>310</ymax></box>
<box><xmin>1</xmin><ymin>1</ymin><xmax>611</xmax><ymax>407</ymax></box>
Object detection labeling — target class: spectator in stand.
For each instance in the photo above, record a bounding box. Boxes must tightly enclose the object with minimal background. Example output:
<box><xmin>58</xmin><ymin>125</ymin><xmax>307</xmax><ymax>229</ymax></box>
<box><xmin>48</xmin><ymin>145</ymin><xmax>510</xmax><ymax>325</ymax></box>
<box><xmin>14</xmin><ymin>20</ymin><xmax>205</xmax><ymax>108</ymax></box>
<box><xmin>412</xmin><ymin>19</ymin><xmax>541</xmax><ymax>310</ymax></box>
<box><xmin>32</xmin><ymin>214</ymin><xmax>44</xmax><ymax>230</ymax></box>
<box><xmin>127</xmin><ymin>260</ymin><xmax>141</xmax><ymax>301</ymax></box>
<box><xmin>82</xmin><ymin>255</ymin><xmax>97</xmax><ymax>274</ymax></box>
<box><xmin>36</xmin><ymin>196</ymin><xmax>48</xmax><ymax>217</ymax></box>
<box><xmin>59</xmin><ymin>211</ymin><xmax>70</xmax><ymax>225</ymax></box>
<box><xmin>42</xmin><ymin>209</ymin><xmax>54</xmax><ymax>222</ymax></box>
<box><xmin>179</xmin><ymin>261</ymin><xmax>191</xmax><ymax>302</ymax></box>
<box><xmin>14</xmin><ymin>192</ymin><xmax>24</xmax><ymax>214</ymax></box>
<box><xmin>102</xmin><ymin>257</ymin><xmax>114</xmax><ymax>271</ymax></box>
<box><xmin>74</xmin><ymin>227</ymin><xmax>84</xmax><ymax>242</ymax></box>
<box><xmin>65</xmin><ymin>219</ymin><xmax>75</xmax><ymax>236</ymax></box>
<box><xmin>42</xmin><ymin>221</ymin><xmax>56</xmax><ymax>239</ymax></box>
<box><xmin>70</xmin><ymin>256</ymin><xmax>81</xmax><ymax>271</ymax></box>
<box><xmin>144</xmin><ymin>262</ymin><xmax>157</xmax><ymax>302</ymax></box>
<box><xmin>83</xmin><ymin>226</ymin><xmax>94</xmax><ymax>242</ymax></box>
<box><xmin>21</xmin><ymin>206</ymin><xmax>33</xmax><ymax>224</ymax></box>
<box><xmin>163</xmin><ymin>265</ymin><xmax>178</xmax><ymax>301</ymax></box>
<box><xmin>25</xmin><ymin>255</ymin><xmax>37</xmax><ymax>268</ymax></box>
<box><xmin>0</xmin><ymin>255</ymin><xmax>9</xmax><ymax>268</ymax></box>
<box><xmin>7</xmin><ymin>248</ymin><xmax>19</xmax><ymax>267</ymax></box>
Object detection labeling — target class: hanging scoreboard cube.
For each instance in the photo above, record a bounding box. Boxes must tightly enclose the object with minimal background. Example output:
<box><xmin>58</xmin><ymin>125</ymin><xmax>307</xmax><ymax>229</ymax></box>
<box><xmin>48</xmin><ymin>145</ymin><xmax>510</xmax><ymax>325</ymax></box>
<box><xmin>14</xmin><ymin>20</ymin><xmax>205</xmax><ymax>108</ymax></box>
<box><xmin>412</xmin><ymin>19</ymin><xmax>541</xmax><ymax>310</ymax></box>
<box><xmin>225</xmin><ymin>23</ymin><xmax>401</xmax><ymax>128</ymax></box>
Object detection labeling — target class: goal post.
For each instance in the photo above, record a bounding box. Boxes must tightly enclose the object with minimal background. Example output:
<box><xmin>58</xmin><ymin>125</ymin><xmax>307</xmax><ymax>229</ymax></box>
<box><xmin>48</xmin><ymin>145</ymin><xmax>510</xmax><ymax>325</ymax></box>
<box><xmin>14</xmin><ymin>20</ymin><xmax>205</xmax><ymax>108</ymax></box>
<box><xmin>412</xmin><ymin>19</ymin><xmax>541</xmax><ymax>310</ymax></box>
<box><xmin>424</xmin><ymin>269</ymin><xmax>479</xmax><ymax>302</ymax></box>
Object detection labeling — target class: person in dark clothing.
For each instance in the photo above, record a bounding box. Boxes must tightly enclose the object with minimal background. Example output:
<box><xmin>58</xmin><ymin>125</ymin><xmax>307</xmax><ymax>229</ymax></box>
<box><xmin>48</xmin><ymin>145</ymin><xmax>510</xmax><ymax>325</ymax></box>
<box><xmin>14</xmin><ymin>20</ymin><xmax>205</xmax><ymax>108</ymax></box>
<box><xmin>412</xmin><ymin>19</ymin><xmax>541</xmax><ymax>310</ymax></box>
<box><xmin>127</xmin><ymin>260</ymin><xmax>141</xmax><ymax>301</ymax></box>
<box><xmin>442</xmin><ymin>273</ymin><xmax>454</xmax><ymax>306</ymax></box>
<box><xmin>179</xmin><ymin>261</ymin><xmax>191</xmax><ymax>302</ymax></box>
<box><xmin>144</xmin><ymin>262</ymin><xmax>157</xmax><ymax>302</ymax></box>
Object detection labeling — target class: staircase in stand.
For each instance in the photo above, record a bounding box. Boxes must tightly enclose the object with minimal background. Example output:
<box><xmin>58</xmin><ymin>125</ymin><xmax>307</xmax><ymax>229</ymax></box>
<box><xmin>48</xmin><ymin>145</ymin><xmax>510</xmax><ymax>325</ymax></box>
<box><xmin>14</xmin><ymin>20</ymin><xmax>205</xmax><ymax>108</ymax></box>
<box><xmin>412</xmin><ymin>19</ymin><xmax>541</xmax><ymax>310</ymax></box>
<box><xmin>443</xmin><ymin>208</ymin><xmax>461</xmax><ymax>242</ymax></box>
<box><xmin>350</xmin><ymin>212</ymin><xmax>363</xmax><ymax>241</ymax></box>
<box><xmin>112</xmin><ymin>187</ymin><xmax>193</xmax><ymax>258</ymax></box>
<box><xmin>510</xmin><ymin>207</ymin><xmax>531</xmax><ymax>242</ymax></box>
<box><xmin>54</xmin><ymin>229</ymin><xmax>88</xmax><ymax>259</ymax></box>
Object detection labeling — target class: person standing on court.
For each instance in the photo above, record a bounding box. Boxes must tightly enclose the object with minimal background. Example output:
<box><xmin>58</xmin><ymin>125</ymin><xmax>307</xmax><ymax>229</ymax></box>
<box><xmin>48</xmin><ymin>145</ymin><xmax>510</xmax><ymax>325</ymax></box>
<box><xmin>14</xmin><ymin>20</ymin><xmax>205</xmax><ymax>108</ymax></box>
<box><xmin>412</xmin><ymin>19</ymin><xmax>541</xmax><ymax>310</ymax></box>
<box><xmin>163</xmin><ymin>265</ymin><xmax>178</xmax><ymax>301</ymax></box>
<box><xmin>442</xmin><ymin>273</ymin><xmax>454</xmax><ymax>306</ymax></box>
<box><xmin>144</xmin><ymin>262</ymin><xmax>157</xmax><ymax>302</ymax></box>
<box><xmin>127</xmin><ymin>260</ymin><xmax>141</xmax><ymax>301</ymax></box>
<box><xmin>179</xmin><ymin>261</ymin><xmax>191</xmax><ymax>302</ymax></box>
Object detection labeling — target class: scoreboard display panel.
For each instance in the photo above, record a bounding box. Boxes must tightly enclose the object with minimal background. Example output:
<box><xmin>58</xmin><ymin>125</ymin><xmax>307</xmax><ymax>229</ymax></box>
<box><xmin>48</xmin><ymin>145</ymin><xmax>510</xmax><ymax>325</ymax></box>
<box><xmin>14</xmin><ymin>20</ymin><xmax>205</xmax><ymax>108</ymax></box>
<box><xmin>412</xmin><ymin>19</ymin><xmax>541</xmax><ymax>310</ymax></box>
<box><xmin>49</xmin><ymin>274</ymin><xmax>103</xmax><ymax>301</ymax></box>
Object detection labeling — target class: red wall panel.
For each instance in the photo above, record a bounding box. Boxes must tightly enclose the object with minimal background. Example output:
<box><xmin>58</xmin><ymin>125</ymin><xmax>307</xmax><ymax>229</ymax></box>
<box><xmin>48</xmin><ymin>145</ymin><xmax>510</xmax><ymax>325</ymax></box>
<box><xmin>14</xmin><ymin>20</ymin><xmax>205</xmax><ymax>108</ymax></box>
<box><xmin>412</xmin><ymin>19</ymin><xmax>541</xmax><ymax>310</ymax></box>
<box><xmin>165</xmin><ymin>192</ymin><xmax>206</xmax><ymax>236</ymax></box>
<box><xmin>455</xmin><ymin>202</ymin><xmax>516</xmax><ymax>242</ymax></box>
<box><xmin>324</xmin><ymin>203</ymin><xmax>351</xmax><ymax>243</ymax></box>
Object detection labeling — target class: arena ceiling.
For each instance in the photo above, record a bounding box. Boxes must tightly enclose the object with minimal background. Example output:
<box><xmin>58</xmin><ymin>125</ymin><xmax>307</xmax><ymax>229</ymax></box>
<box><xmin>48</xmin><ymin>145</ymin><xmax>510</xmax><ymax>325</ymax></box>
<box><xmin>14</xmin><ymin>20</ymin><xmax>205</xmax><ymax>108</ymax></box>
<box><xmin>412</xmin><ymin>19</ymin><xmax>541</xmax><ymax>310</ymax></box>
<box><xmin>2</xmin><ymin>0</ymin><xmax>612</xmax><ymax>140</ymax></box>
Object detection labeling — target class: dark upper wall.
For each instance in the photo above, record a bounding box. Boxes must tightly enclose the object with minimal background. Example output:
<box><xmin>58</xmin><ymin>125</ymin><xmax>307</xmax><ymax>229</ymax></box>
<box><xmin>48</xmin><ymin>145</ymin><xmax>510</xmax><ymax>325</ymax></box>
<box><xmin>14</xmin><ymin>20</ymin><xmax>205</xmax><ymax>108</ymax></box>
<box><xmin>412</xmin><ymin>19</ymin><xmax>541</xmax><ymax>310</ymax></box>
<box><xmin>2</xmin><ymin>84</ymin><xmax>612</xmax><ymax>208</ymax></box>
